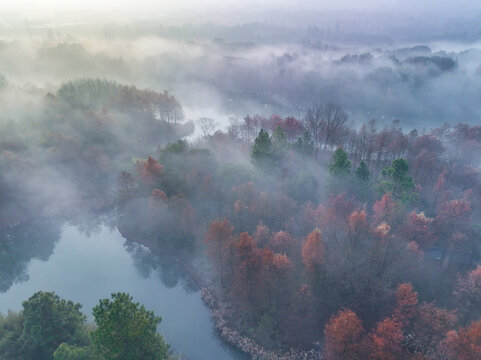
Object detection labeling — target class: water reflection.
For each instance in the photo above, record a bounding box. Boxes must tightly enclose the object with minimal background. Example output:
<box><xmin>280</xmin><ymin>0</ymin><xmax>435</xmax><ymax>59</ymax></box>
<box><xmin>0</xmin><ymin>219</ymin><xmax>247</xmax><ymax>360</ymax></box>
<box><xmin>123</xmin><ymin>241</ymin><xmax>197</xmax><ymax>292</ymax></box>
<box><xmin>0</xmin><ymin>219</ymin><xmax>61</xmax><ymax>293</ymax></box>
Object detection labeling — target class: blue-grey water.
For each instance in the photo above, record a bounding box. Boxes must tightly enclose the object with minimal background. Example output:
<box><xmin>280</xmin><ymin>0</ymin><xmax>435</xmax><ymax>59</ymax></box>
<box><xmin>0</xmin><ymin>224</ymin><xmax>245</xmax><ymax>360</ymax></box>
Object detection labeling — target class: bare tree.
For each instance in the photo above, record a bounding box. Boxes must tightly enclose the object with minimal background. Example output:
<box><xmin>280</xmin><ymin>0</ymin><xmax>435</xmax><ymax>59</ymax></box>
<box><xmin>321</xmin><ymin>102</ymin><xmax>348</xmax><ymax>153</ymax></box>
<box><xmin>304</xmin><ymin>102</ymin><xmax>348</xmax><ymax>159</ymax></box>
<box><xmin>303</xmin><ymin>105</ymin><xmax>324</xmax><ymax>158</ymax></box>
<box><xmin>197</xmin><ymin>117</ymin><xmax>219</xmax><ymax>137</ymax></box>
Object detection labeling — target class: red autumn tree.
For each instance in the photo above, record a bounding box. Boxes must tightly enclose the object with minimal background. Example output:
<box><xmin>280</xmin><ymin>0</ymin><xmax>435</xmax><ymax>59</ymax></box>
<box><xmin>411</xmin><ymin>148</ymin><xmax>443</xmax><ymax>187</ymax></box>
<box><xmin>440</xmin><ymin>320</ymin><xmax>481</xmax><ymax>360</ymax></box>
<box><xmin>302</xmin><ymin>228</ymin><xmax>324</xmax><ymax>271</ymax></box>
<box><xmin>235</xmin><ymin>231</ymin><xmax>257</xmax><ymax>262</ymax></box>
<box><xmin>232</xmin><ymin>234</ymin><xmax>293</xmax><ymax>320</ymax></box>
<box><xmin>302</xmin><ymin>228</ymin><xmax>324</xmax><ymax>297</ymax></box>
<box><xmin>324</xmin><ymin>194</ymin><xmax>357</xmax><ymax>226</ymax></box>
<box><xmin>372</xmin><ymin>193</ymin><xmax>402</xmax><ymax>229</ymax></box>
<box><xmin>454</xmin><ymin>266</ymin><xmax>481</xmax><ymax>323</ymax></box>
<box><xmin>346</xmin><ymin>210</ymin><xmax>371</xmax><ymax>250</ymax></box>
<box><xmin>272</xmin><ymin>253</ymin><xmax>293</xmax><ymax>276</ymax></box>
<box><xmin>324</xmin><ymin>309</ymin><xmax>366</xmax><ymax>360</ymax></box>
<box><xmin>231</xmin><ymin>232</ymin><xmax>264</xmax><ymax>316</ymax></box>
<box><xmin>253</xmin><ymin>222</ymin><xmax>270</xmax><ymax>247</ymax></box>
<box><xmin>435</xmin><ymin>199</ymin><xmax>472</xmax><ymax>260</ymax></box>
<box><xmin>232</xmin><ymin>182</ymin><xmax>259</xmax><ymax>230</ymax></box>
<box><xmin>135</xmin><ymin>156</ymin><xmax>162</xmax><ymax>187</ymax></box>
<box><xmin>409</xmin><ymin>302</ymin><xmax>457</xmax><ymax>356</ymax></box>
<box><xmin>402</xmin><ymin>211</ymin><xmax>437</xmax><ymax>248</ymax></box>
<box><xmin>435</xmin><ymin>199</ymin><xmax>472</xmax><ymax>242</ymax></box>
<box><xmin>283</xmin><ymin>116</ymin><xmax>305</xmax><ymax>140</ymax></box>
<box><xmin>204</xmin><ymin>219</ymin><xmax>234</xmax><ymax>287</ymax></box>
<box><xmin>302</xmin><ymin>202</ymin><xmax>323</xmax><ymax>231</ymax></box>
<box><xmin>392</xmin><ymin>283</ymin><xmax>418</xmax><ymax>326</ymax></box>
<box><xmin>150</xmin><ymin>189</ymin><xmax>168</xmax><ymax>202</ymax></box>
<box><xmin>269</xmin><ymin>230</ymin><xmax>296</xmax><ymax>257</ymax></box>
<box><xmin>409</xmin><ymin>134</ymin><xmax>444</xmax><ymax>156</ymax></box>
<box><xmin>270</xmin><ymin>253</ymin><xmax>294</xmax><ymax>324</ymax></box>
<box><xmin>367</xmin><ymin>318</ymin><xmax>404</xmax><ymax>360</ymax></box>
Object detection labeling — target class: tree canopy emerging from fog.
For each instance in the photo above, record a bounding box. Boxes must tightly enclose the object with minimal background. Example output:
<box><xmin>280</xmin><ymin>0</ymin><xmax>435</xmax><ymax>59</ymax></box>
<box><xmin>355</xmin><ymin>160</ymin><xmax>369</xmax><ymax>182</ymax></box>
<box><xmin>91</xmin><ymin>292</ymin><xmax>169</xmax><ymax>360</ymax></box>
<box><xmin>2</xmin><ymin>27</ymin><xmax>481</xmax><ymax>358</ymax></box>
<box><xmin>329</xmin><ymin>147</ymin><xmax>351</xmax><ymax>177</ymax></box>
<box><xmin>251</xmin><ymin>129</ymin><xmax>273</xmax><ymax>166</ymax></box>
<box><xmin>57</xmin><ymin>78</ymin><xmax>184</xmax><ymax>124</ymax></box>
<box><xmin>109</xmin><ymin>108</ymin><xmax>481</xmax><ymax>356</ymax></box>
<box><xmin>377</xmin><ymin>158</ymin><xmax>416</xmax><ymax>203</ymax></box>
<box><xmin>20</xmin><ymin>292</ymin><xmax>89</xmax><ymax>360</ymax></box>
<box><xmin>0</xmin><ymin>292</ymin><xmax>170</xmax><ymax>360</ymax></box>
<box><xmin>57</xmin><ymin>78</ymin><xmax>122</xmax><ymax>109</ymax></box>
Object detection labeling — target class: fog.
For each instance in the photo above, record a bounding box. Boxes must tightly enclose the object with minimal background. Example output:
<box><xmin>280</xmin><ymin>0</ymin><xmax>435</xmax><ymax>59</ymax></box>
<box><xmin>3</xmin><ymin>0</ymin><xmax>481</xmax><ymax>14</ymax></box>
<box><xmin>1</xmin><ymin>2</ymin><xmax>481</xmax><ymax>359</ymax></box>
<box><xmin>2</xmin><ymin>21</ymin><xmax>481</xmax><ymax>132</ymax></box>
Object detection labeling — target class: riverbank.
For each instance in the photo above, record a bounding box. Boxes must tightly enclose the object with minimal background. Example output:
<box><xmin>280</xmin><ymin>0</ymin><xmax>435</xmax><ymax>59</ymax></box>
<box><xmin>200</xmin><ymin>288</ymin><xmax>322</xmax><ymax>360</ymax></box>
<box><xmin>123</xmin><ymin>230</ymin><xmax>323</xmax><ymax>360</ymax></box>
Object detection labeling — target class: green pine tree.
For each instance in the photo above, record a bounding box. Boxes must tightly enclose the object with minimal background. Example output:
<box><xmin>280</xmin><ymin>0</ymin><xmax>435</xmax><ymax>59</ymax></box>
<box><xmin>328</xmin><ymin>148</ymin><xmax>351</xmax><ymax>177</ymax></box>
<box><xmin>377</xmin><ymin>158</ymin><xmax>417</xmax><ymax>204</ymax></box>
<box><xmin>355</xmin><ymin>160</ymin><xmax>370</xmax><ymax>182</ymax></box>
<box><xmin>91</xmin><ymin>293</ymin><xmax>169</xmax><ymax>360</ymax></box>
<box><xmin>293</xmin><ymin>131</ymin><xmax>314</xmax><ymax>157</ymax></box>
<box><xmin>251</xmin><ymin>129</ymin><xmax>273</xmax><ymax>166</ymax></box>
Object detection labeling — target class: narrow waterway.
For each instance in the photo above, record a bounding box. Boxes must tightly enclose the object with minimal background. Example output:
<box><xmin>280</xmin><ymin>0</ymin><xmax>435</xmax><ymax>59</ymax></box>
<box><xmin>0</xmin><ymin>224</ymin><xmax>247</xmax><ymax>360</ymax></box>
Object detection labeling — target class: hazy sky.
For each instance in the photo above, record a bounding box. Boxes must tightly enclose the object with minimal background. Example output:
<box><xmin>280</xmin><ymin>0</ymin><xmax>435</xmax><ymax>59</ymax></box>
<box><xmin>2</xmin><ymin>0</ymin><xmax>479</xmax><ymax>12</ymax></box>
<box><xmin>1</xmin><ymin>0</ymin><xmax>480</xmax><ymax>24</ymax></box>
<box><xmin>1</xmin><ymin>0</ymin><xmax>394</xmax><ymax>12</ymax></box>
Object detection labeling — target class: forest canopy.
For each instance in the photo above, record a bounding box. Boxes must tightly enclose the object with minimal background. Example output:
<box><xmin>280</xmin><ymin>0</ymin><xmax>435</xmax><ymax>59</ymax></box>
<box><xmin>1</xmin><ymin>8</ymin><xmax>481</xmax><ymax>358</ymax></box>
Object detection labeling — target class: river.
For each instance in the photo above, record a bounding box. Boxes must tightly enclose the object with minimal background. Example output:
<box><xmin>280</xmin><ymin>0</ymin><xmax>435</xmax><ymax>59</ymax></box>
<box><xmin>0</xmin><ymin>223</ymin><xmax>247</xmax><ymax>360</ymax></box>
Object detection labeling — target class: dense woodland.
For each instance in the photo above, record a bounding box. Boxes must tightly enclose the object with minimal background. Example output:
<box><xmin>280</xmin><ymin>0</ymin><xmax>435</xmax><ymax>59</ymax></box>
<box><xmin>118</xmin><ymin>101</ymin><xmax>481</xmax><ymax>359</ymax></box>
<box><xmin>2</xmin><ymin>1</ymin><xmax>481</xmax><ymax>357</ymax></box>
<box><xmin>0</xmin><ymin>78</ymin><xmax>192</xmax><ymax>223</ymax></box>
<box><xmin>1</xmin><ymin>76</ymin><xmax>481</xmax><ymax>359</ymax></box>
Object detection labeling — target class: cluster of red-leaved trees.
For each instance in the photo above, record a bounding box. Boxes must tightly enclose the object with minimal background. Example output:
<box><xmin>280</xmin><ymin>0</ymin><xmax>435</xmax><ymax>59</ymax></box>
<box><xmin>119</xmin><ymin>107</ymin><xmax>481</xmax><ymax>358</ymax></box>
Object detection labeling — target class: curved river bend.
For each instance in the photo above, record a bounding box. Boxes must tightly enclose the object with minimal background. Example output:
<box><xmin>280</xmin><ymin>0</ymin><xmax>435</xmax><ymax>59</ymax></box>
<box><xmin>0</xmin><ymin>224</ymin><xmax>246</xmax><ymax>360</ymax></box>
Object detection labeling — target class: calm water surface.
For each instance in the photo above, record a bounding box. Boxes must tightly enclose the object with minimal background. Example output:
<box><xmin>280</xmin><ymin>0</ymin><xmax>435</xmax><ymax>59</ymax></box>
<box><xmin>0</xmin><ymin>224</ymin><xmax>246</xmax><ymax>360</ymax></box>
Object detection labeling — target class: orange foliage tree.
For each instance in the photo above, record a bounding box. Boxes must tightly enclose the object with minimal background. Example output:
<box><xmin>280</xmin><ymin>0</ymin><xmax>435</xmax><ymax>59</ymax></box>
<box><xmin>204</xmin><ymin>219</ymin><xmax>234</xmax><ymax>287</ymax></box>
<box><xmin>455</xmin><ymin>265</ymin><xmax>481</xmax><ymax>323</ymax></box>
<box><xmin>302</xmin><ymin>228</ymin><xmax>324</xmax><ymax>297</ymax></box>
<box><xmin>135</xmin><ymin>156</ymin><xmax>162</xmax><ymax>187</ymax></box>
<box><xmin>392</xmin><ymin>283</ymin><xmax>418</xmax><ymax>326</ymax></box>
<box><xmin>440</xmin><ymin>320</ymin><xmax>481</xmax><ymax>360</ymax></box>
<box><xmin>324</xmin><ymin>309</ymin><xmax>366</xmax><ymax>360</ymax></box>
<box><xmin>367</xmin><ymin>318</ymin><xmax>404</xmax><ymax>360</ymax></box>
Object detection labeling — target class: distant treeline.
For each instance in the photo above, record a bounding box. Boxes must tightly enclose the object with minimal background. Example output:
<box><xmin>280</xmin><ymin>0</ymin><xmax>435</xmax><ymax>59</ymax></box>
<box><xmin>0</xmin><ymin>78</ymin><xmax>193</xmax><ymax>224</ymax></box>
